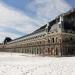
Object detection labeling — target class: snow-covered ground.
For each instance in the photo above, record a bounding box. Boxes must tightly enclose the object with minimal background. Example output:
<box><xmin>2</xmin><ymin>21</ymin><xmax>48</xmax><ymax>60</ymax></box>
<box><xmin>0</xmin><ymin>52</ymin><xmax>75</xmax><ymax>75</ymax></box>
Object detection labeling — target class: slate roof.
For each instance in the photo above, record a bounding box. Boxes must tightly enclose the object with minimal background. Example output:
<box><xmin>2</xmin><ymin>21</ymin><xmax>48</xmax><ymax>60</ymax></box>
<box><xmin>32</xmin><ymin>24</ymin><xmax>47</xmax><ymax>34</ymax></box>
<box><xmin>10</xmin><ymin>24</ymin><xmax>47</xmax><ymax>42</ymax></box>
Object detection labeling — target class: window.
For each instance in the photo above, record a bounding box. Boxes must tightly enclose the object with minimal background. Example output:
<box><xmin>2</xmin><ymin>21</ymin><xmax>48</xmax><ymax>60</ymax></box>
<box><xmin>48</xmin><ymin>48</ymin><xmax>50</xmax><ymax>53</ymax></box>
<box><xmin>48</xmin><ymin>39</ymin><xmax>50</xmax><ymax>43</ymax></box>
<box><xmin>52</xmin><ymin>38</ymin><xmax>54</xmax><ymax>43</ymax></box>
<box><xmin>56</xmin><ymin>37</ymin><xmax>58</xmax><ymax>43</ymax></box>
<box><xmin>70</xmin><ymin>37</ymin><xmax>72</xmax><ymax>41</ymax></box>
<box><xmin>56</xmin><ymin>48</ymin><xmax>58</xmax><ymax>55</ymax></box>
<box><xmin>40</xmin><ymin>41</ymin><xmax>41</xmax><ymax>44</ymax></box>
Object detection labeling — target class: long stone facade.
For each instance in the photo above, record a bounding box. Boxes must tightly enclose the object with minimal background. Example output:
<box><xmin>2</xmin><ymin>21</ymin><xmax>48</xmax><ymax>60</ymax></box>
<box><xmin>0</xmin><ymin>9</ymin><xmax>75</xmax><ymax>56</ymax></box>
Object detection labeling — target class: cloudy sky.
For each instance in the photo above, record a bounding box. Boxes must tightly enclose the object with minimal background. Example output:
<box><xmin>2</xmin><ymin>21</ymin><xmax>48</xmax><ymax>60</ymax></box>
<box><xmin>0</xmin><ymin>0</ymin><xmax>75</xmax><ymax>43</ymax></box>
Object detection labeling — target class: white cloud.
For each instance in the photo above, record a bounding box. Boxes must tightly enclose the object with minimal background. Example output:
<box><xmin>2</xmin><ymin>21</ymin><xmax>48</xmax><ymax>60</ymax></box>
<box><xmin>27</xmin><ymin>0</ymin><xmax>72</xmax><ymax>23</ymax></box>
<box><xmin>0</xmin><ymin>3</ymin><xmax>41</xmax><ymax>31</ymax></box>
<box><xmin>0</xmin><ymin>0</ymin><xmax>72</xmax><ymax>42</ymax></box>
<box><xmin>0</xmin><ymin>2</ymin><xmax>41</xmax><ymax>42</ymax></box>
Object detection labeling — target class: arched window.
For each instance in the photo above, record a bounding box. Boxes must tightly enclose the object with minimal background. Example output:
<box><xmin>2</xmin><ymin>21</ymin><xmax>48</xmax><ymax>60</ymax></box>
<box><xmin>52</xmin><ymin>38</ymin><xmax>54</xmax><ymax>43</ymax></box>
